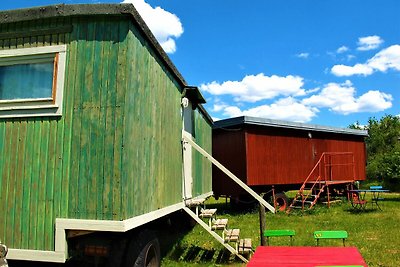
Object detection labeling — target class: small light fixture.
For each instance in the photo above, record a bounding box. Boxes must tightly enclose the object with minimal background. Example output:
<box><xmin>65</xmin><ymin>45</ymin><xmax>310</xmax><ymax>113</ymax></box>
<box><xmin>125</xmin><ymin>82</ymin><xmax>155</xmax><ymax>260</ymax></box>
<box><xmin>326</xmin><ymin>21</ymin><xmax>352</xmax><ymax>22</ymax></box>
<box><xmin>181</xmin><ymin>97</ymin><xmax>189</xmax><ymax>108</ymax></box>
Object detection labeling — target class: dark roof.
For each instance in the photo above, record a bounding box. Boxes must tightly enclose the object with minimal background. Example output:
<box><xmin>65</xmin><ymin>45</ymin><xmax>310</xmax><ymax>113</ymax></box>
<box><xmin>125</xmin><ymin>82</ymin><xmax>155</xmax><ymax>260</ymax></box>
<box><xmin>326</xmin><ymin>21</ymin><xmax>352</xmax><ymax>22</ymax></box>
<box><xmin>213</xmin><ymin>116</ymin><xmax>368</xmax><ymax>136</ymax></box>
<box><xmin>0</xmin><ymin>3</ymin><xmax>212</xmax><ymax>122</ymax></box>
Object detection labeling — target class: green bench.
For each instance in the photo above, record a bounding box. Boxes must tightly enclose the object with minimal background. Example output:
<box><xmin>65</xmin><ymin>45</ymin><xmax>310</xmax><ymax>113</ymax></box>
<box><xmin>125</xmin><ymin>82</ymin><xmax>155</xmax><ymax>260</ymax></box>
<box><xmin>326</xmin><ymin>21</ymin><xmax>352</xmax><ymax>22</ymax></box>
<box><xmin>264</xmin><ymin>229</ymin><xmax>296</xmax><ymax>246</ymax></box>
<box><xmin>314</xmin><ymin>230</ymin><xmax>348</xmax><ymax>246</ymax></box>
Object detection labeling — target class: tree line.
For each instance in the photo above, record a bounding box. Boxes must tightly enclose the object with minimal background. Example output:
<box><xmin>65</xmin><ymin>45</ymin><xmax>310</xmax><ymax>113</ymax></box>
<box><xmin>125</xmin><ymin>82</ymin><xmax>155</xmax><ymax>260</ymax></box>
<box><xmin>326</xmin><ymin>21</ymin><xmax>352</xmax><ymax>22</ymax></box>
<box><xmin>350</xmin><ymin>115</ymin><xmax>400</xmax><ymax>191</ymax></box>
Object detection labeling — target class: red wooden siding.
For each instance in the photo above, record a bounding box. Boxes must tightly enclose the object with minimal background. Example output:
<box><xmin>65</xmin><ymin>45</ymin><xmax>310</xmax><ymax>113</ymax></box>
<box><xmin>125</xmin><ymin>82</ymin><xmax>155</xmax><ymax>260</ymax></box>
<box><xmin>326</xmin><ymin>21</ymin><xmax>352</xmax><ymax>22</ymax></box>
<box><xmin>212</xmin><ymin>122</ymin><xmax>366</xmax><ymax>197</ymax></box>
<box><xmin>245</xmin><ymin>126</ymin><xmax>366</xmax><ymax>186</ymax></box>
<box><xmin>212</xmin><ymin>129</ymin><xmax>247</xmax><ymax>196</ymax></box>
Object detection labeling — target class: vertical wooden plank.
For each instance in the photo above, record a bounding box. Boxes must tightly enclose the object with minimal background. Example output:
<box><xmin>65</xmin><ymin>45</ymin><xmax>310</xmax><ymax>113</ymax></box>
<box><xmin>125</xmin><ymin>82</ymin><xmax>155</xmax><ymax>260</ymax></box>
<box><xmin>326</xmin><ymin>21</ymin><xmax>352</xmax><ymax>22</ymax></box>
<box><xmin>13</xmin><ymin>120</ymin><xmax>27</xmax><ymax>248</ymax></box>
<box><xmin>99</xmin><ymin>18</ymin><xmax>114</xmax><ymax>220</ymax></box>
<box><xmin>1</xmin><ymin>121</ymin><xmax>12</xmax><ymax>245</ymax></box>
<box><xmin>2</xmin><ymin>22</ymin><xmax>10</xmax><ymax>49</ymax></box>
<box><xmin>6</xmin><ymin>120</ymin><xmax>19</xmax><ymax>247</ymax></box>
<box><xmin>75</xmin><ymin>17</ymin><xmax>88</xmax><ymax>219</ymax></box>
<box><xmin>112</xmin><ymin>19</ymin><xmax>127</xmax><ymax>220</ymax></box>
<box><xmin>62</xmin><ymin>19</ymin><xmax>78</xmax><ymax>219</ymax></box>
<box><xmin>37</xmin><ymin>119</ymin><xmax>50</xmax><ymax>249</ymax></box>
<box><xmin>84</xmin><ymin>19</ymin><xmax>98</xmax><ymax>219</ymax></box>
<box><xmin>9</xmin><ymin>22</ymin><xmax>17</xmax><ymax>48</ymax></box>
<box><xmin>0</xmin><ymin>120</ymin><xmax>5</xmax><ymax>244</ymax></box>
<box><xmin>102</xmin><ymin>17</ymin><xmax>119</xmax><ymax>221</ymax></box>
<box><xmin>21</xmin><ymin>119</ymin><xmax>33</xmax><ymax>249</ymax></box>
<box><xmin>93</xmin><ymin>18</ymin><xmax>106</xmax><ymax>220</ymax></box>
<box><xmin>68</xmin><ymin>17</ymin><xmax>84</xmax><ymax>219</ymax></box>
<box><xmin>44</xmin><ymin>119</ymin><xmax>57</xmax><ymax>249</ymax></box>
<box><xmin>28</xmin><ymin>119</ymin><xmax>40</xmax><ymax>248</ymax></box>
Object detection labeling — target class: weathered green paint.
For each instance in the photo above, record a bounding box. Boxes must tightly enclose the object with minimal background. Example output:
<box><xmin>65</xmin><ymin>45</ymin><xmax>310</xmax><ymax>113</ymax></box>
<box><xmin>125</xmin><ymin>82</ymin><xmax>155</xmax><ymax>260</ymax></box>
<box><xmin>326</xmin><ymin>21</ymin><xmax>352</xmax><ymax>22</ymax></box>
<box><xmin>192</xmin><ymin>109</ymin><xmax>213</xmax><ymax>196</ymax></box>
<box><xmin>0</xmin><ymin>13</ymin><xmax>212</xmax><ymax>252</ymax></box>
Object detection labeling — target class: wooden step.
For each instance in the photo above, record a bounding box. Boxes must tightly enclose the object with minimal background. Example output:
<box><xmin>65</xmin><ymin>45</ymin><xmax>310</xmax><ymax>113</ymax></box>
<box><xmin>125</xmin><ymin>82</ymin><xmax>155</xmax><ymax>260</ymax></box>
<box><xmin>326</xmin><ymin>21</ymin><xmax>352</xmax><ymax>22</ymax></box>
<box><xmin>238</xmin><ymin>238</ymin><xmax>252</xmax><ymax>254</ymax></box>
<box><xmin>186</xmin><ymin>198</ymin><xmax>206</xmax><ymax>207</ymax></box>
<box><xmin>212</xmin><ymin>218</ymin><xmax>228</xmax><ymax>230</ymax></box>
<box><xmin>200</xmin><ymin>208</ymin><xmax>217</xmax><ymax>218</ymax></box>
<box><xmin>224</xmin><ymin>229</ymin><xmax>240</xmax><ymax>242</ymax></box>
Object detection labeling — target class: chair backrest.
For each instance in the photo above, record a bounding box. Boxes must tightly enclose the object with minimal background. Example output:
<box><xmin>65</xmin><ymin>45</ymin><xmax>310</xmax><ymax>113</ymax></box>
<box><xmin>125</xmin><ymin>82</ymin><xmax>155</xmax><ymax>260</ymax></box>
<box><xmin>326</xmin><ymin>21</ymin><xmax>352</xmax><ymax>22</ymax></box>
<box><xmin>314</xmin><ymin>230</ymin><xmax>348</xmax><ymax>240</ymax></box>
<box><xmin>351</xmin><ymin>192</ymin><xmax>360</xmax><ymax>202</ymax></box>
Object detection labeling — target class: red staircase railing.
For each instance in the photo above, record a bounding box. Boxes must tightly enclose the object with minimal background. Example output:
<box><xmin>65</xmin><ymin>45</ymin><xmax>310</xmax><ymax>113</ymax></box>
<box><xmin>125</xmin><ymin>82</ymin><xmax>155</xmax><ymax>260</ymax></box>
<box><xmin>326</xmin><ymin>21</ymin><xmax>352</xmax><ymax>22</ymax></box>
<box><xmin>287</xmin><ymin>152</ymin><xmax>355</xmax><ymax>212</ymax></box>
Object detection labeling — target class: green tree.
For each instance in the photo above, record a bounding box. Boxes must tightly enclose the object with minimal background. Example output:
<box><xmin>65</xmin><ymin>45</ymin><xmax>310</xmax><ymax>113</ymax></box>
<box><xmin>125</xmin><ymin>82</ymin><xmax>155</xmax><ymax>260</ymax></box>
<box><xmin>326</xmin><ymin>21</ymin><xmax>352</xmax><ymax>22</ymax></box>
<box><xmin>363</xmin><ymin>115</ymin><xmax>400</xmax><ymax>191</ymax></box>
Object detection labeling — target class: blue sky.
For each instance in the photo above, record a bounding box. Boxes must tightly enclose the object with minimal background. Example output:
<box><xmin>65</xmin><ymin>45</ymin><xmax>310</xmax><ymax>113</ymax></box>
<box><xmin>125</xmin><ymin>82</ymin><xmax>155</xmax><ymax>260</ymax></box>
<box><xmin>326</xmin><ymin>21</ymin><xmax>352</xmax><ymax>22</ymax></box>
<box><xmin>2</xmin><ymin>0</ymin><xmax>399</xmax><ymax>127</ymax></box>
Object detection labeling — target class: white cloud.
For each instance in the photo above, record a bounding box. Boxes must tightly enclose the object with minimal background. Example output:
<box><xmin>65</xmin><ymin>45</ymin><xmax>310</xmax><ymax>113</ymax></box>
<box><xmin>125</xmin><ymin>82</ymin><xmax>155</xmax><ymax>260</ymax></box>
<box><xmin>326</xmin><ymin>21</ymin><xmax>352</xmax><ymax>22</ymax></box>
<box><xmin>367</xmin><ymin>45</ymin><xmax>400</xmax><ymax>72</ymax></box>
<box><xmin>200</xmin><ymin>73</ymin><xmax>306</xmax><ymax>103</ymax></box>
<box><xmin>302</xmin><ymin>80</ymin><xmax>392</xmax><ymax>115</ymax></box>
<box><xmin>122</xmin><ymin>0</ymin><xmax>183</xmax><ymax>53</ymax></box>
<box><xmin>331</xmin><ymin>63</ymin><xmax>373</xmax><ymax>76</ymax></box>
<box><xmin>336</xmin><ymin>46</ymin><xmax>349</xmax><ymax>53</ymax></box>
<box><xmin>296</xmin><ymin>52</ymin><xmax>309</xmax><ymax>59</ymax></box>
<box><xmin>357</xmin><ymin>35</ymin><xmax>384</xmax><ymax>51</ymax></box>
<box><xmin>221</xmin><ymin>97</ymin><xmax>318</xmax><ymax>123</ymax></box>
<box><xmin>331</xmin><ymin>45</ymin><xmax>400</xmax><ymax>76</ymax></box>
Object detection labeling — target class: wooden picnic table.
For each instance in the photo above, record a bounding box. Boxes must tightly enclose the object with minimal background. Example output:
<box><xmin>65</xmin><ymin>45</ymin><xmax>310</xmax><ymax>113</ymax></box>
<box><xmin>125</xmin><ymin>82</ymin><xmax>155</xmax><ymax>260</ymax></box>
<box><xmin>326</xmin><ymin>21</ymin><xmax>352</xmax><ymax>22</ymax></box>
<box><xmin>247</xmin><ymin>246</ymin><xmax>367</xmax><ymax>267</ymax></box>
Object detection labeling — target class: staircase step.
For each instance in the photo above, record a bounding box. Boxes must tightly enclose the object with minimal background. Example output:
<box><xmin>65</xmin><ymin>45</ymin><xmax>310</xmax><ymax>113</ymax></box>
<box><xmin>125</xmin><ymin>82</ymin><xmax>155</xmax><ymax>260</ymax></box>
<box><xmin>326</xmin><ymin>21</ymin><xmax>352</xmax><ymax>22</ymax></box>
<box><xmin>238</xmin><ymin>238</ymin><xmax>252</xmax><ymax>254</ymax></box>
<box><xmin>186</xmin><ymin>198</ymin><xmax>206</xmax><ymax>207</ymax></box>
<box><xmin>292</xmin><ymin>206</ymin><xmax>303</xmax><ymax>209</ymax></box>
<box><xmin>224</xmin><ymin>229</ymin><xmax>240</xmax><ymax>242</ymax></box>
<box><xmin>200</xmin><ymin>208</ymin><xmax>217</xmax><ymax>218</ymax></box>
<box><xmin>212</xmin><ymin>218</ymin><xmax>228</xmax><ymax>230</ymax></box>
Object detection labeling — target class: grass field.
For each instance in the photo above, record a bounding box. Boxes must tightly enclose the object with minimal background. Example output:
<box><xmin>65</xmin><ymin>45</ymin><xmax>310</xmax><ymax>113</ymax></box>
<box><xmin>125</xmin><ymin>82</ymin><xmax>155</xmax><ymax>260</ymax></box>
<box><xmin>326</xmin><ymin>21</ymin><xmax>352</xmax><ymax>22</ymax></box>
<box><xmin>161</xmin><ymin>192</ymin><xmax>400</xmax><ymax>267</ymax></box>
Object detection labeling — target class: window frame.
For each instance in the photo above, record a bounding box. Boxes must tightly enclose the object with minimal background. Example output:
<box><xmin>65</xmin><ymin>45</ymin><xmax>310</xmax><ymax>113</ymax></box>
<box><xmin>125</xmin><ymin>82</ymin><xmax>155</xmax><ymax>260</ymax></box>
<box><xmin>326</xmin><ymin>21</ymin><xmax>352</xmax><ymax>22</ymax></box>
<box><xmin>0</xmin><ymin>45</ymin><xmax>66</xmax><ymax>118</ymax></box>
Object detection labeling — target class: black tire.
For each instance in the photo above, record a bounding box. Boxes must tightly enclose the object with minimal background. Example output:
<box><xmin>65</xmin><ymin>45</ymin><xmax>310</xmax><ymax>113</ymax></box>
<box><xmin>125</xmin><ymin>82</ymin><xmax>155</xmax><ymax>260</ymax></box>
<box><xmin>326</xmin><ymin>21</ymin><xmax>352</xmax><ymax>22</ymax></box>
<box><xmin>123</xmin><ymin>230</ymin><xmax>161</xmax><ymax>267</ymax></box>
<box><xmin>274</xmin><ymin>192</ymin><xmax>289</xmax><ymax>211</ymax></box>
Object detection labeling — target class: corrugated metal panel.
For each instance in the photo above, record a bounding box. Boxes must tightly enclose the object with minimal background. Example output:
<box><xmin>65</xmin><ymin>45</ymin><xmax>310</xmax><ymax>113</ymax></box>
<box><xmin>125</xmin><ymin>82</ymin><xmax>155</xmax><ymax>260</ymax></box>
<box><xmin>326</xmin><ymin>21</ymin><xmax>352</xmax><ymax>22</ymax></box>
<box><xmin>0</xmin><ymin>15</ymin><xmax>188</xmax><ymax>251</ymax></box>
<box><xmin>212</xmin><ymin>128</ymin><xmax>248</xmax><ymax>197</ymax></box>
<box><xmin>192</xmin><ymin>109</ymin><xmax>212</xmax><ymax>197</ymax></box>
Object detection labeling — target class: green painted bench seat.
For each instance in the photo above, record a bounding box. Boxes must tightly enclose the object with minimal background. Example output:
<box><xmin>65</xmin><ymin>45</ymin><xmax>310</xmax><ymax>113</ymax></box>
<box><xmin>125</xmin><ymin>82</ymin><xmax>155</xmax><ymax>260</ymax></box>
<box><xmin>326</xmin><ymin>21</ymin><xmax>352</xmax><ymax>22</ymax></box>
<box><xmin>314</xmin><ymin>230</ymin><xmax>348</xmax><ymax>246</ymax></box>
<box><xmin>264</xmin><ymin>229</ymin><xmax>296</xmax><ymax>246</ymax></box>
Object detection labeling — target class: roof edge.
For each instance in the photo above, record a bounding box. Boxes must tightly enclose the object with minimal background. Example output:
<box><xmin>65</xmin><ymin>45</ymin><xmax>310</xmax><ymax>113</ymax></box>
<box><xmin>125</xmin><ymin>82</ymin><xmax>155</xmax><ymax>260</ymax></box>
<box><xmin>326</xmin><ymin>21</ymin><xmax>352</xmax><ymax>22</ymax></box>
<box><xmin>0</xmin><ymin>3</ymin><xmax>187</xmax><ymax>88</ymax></box>
<box><xmin>213</xmin><ymin>116</ymin><xmax>368</xmax><ymax>136</ymax></box>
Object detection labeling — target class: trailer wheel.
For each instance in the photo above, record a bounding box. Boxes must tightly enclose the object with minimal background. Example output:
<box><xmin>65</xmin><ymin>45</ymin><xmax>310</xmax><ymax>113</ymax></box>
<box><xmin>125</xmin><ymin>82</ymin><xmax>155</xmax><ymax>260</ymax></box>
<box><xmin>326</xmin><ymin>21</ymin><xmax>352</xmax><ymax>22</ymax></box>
<box><xmin>123</xmin><ymin>230</ymin><xmax>161</xmax><ymax>267</ymax></box>
<box><xmin>274</xmin><ymin>192</ymin><xmax>289</xmax><ymax>211</ymax></box>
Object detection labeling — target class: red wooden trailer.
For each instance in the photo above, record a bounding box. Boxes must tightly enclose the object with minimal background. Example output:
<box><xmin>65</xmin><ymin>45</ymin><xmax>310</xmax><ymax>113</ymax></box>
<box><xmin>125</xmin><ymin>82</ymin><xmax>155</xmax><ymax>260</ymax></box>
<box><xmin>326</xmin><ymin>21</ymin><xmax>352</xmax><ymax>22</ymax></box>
<box><xmin>212</xmin><ymin>116</ymin><xmax>367</xmax><ymax>210</ymax></box>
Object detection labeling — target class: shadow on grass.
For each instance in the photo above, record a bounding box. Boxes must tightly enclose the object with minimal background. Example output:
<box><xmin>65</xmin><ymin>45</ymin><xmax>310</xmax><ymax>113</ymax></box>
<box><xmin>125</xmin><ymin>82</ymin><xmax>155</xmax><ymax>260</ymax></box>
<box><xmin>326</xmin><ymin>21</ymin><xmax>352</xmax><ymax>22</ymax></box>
<box><xmin>206</xmin><ymin>199</ymin><xmax>260</xmax><ymax>216</ymax></box>
<box><xmin>166</xmin><ymin>243</ymin><xmax>235</xmax><ymax>265</ymax></box>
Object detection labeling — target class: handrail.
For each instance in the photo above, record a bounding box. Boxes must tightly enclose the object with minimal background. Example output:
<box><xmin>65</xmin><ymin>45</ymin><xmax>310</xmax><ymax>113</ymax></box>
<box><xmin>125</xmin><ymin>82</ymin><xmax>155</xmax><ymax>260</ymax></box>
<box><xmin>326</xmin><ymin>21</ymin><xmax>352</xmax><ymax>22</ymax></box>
<box><xmin>182</xmin><ymin>131</ymin><xmax>275</xmax><ymax>213</ymax></box>
<box><xmin>288</xmin><ymin>152</ymin><xmax>356</xmax><ymax>211</ymax></box>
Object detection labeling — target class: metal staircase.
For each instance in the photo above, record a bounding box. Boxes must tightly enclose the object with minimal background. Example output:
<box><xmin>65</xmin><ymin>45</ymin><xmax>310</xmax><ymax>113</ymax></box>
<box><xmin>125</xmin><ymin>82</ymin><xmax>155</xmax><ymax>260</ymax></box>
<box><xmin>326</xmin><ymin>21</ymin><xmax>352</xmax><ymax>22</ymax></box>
<box><xmin>287</xmin><ymin>152</ymin><xmax>355</xmax><ymax>212</ymax></box>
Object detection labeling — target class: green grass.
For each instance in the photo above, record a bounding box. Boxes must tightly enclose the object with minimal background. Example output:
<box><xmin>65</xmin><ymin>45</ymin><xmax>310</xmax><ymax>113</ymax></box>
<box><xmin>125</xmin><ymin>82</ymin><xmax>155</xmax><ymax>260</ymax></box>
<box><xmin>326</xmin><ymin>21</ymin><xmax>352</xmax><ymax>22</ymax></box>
<box><xmin>161</xmin><ymin>192</ymin><xmax>400</xmax><ymax>267</ymax></box>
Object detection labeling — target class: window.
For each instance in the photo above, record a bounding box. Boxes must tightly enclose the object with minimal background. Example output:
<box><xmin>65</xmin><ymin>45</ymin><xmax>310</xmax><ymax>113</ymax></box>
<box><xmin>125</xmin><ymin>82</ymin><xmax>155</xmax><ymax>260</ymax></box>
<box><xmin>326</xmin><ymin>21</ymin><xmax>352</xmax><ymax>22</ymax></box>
<box><xmin>0</xmin><ymin>45</ymin><xmax>66</xmax><ymax>118</ymax></box>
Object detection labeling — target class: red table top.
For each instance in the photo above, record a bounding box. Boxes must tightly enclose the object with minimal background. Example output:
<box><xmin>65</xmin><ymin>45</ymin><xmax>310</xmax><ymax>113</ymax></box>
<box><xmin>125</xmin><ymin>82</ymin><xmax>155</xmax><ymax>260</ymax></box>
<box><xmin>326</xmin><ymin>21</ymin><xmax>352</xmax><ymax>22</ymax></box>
<box><xmin>247</xmin><ymin>246</ymin><xmax>367</xmax><ymax>267</ymax></box>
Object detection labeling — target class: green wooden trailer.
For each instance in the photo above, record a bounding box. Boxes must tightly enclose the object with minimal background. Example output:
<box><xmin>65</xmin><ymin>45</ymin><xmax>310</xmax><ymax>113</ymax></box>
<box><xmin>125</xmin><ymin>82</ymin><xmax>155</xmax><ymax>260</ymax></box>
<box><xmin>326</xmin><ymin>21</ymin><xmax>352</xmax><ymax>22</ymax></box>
<box><xmin>0</xmin><ymin>4</ymin><xmax>212</xmax><ymax>265</ymax></box>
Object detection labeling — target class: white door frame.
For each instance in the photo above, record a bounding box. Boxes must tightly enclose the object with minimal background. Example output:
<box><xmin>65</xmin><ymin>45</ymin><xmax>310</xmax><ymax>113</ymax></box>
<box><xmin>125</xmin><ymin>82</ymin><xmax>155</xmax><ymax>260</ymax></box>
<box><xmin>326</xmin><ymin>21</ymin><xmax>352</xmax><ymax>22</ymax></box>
<box><xmin>182</xmin><ymin>98</ymin><xmax>194</xmax><ymax>199</ymax></box>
